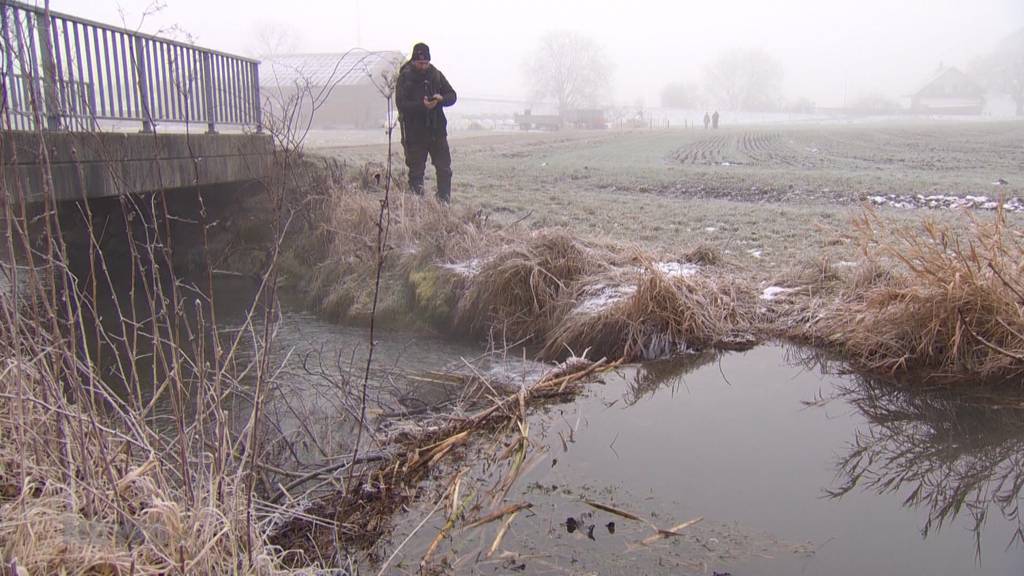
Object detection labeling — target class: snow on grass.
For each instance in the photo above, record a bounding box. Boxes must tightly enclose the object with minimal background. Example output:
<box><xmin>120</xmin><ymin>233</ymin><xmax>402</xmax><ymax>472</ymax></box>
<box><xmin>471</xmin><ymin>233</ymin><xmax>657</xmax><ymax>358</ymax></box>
<box><xmin>868</xmin><ymin>194</ymin><xmax>1023</xmax><ymax>213</ymax></box>
<box><xmin>440</xmin><ymin>259</ymin><xmax>484</xmax><ymax>277</ymax></box>
<box><xmin>655</xmin><ymin>261</ymin><xmax>699</xmax><ymax>277</ymax></box>
<box><xmin>761</xmin><ymin>286</ymin><xmax>794</xmax><ymax>301</ymax></box>
<box><xmin>574</xmin><ymin>284</ymin><xmax>636</xmax><ymax>314</ymax></box>
<box><xmin>573</xmin><ymin>262</ymin><xmax>698</xmax><ymax>315</ymax></box>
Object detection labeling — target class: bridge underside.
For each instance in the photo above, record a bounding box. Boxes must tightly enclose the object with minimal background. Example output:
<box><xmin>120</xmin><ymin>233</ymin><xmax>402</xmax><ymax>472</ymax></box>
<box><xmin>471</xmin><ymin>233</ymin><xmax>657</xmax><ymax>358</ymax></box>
<box><xmin>2</xmin><ymin>131</ymin><xmax>273</xmax><ymax>202</ymax></box>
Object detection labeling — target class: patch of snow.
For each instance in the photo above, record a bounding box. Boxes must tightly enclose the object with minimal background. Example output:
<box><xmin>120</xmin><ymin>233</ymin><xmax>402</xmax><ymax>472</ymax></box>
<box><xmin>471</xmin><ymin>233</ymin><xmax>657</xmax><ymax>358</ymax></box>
<box><xmin>866</xmin><ymin>193</ymin><xmax>1023</xmax><ymax>213</ymax></box>
<box><xmin>655</xmin><ymin>261</ymin><xmax>699</xmax><ymax>277</ymax></box>
<box><xmin>574</xmin><ymin>284</ymin><xmax>635</xmax><ymax>314</ymax></box>
<box><xmin>761</xmin><ymin>286</ymin><xmax>794</xmax><ymax>301</ymax></box>
<box><xmin>440</xmin><ymin>259</ymin><xmax>483</xmax><ymax>277</ymax></box>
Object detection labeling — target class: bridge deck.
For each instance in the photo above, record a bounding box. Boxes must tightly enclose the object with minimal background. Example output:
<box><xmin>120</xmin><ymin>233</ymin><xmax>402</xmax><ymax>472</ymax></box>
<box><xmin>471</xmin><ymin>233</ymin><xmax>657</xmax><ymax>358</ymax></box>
<box><xmin>3</xmin><ymin>130</ymin><xmax>273</xmax><ymax>201</ymax></box>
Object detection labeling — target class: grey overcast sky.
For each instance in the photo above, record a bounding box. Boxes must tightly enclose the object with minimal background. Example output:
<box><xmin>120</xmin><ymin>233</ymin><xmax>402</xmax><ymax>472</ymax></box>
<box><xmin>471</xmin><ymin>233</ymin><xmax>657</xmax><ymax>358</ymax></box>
<box><xmin>49</xmin><ymin>0</ymin><xmax>1024</xmax><ymax>107</ymax></box>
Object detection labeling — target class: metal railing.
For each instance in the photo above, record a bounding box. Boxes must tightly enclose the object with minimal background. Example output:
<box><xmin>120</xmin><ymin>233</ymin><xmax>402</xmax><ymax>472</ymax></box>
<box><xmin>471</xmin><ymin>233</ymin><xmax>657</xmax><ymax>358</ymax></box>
<box><xmin>0</xmin><ymin>0</ymin><xmax>261</xmax><ymax>133</ymax></box>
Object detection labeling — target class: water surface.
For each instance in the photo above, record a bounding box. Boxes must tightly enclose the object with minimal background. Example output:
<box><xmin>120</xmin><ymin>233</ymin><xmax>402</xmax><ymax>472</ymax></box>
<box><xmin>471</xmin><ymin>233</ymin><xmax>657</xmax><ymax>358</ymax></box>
<box><xmin>386</xmin><ymin>345</ymin><xmax>1024</xmax><ymax>575</ymax></box>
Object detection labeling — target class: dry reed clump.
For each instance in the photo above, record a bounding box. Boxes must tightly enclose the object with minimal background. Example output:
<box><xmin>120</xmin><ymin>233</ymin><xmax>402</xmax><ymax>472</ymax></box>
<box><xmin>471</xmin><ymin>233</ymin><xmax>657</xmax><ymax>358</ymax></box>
<box><xmin>798</xmin><ymin>209</ymin><xmax>1024</xmax><ymax>385</ymax></box>
<box><xmin>542</xmin><ymin>263</ymin><xmax>757</xmax><ymax>361</ymax></box>
<box><xmin>455</xmin><ymin>231</ymin><xmax>615</xmax><ymax>343</ymax></box>
<box><xmin>683</xmin><ymin>243</ymin><xmax>722</xmax><ymax>266</ymax></box>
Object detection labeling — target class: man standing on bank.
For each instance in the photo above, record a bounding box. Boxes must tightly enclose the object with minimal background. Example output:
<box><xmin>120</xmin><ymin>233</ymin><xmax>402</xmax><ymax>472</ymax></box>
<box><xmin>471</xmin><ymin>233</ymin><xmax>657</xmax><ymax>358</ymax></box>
<box><xmin>397</xmin><ymin>42</ymin><xmax>457</xmax><ymax>203</ymax></box>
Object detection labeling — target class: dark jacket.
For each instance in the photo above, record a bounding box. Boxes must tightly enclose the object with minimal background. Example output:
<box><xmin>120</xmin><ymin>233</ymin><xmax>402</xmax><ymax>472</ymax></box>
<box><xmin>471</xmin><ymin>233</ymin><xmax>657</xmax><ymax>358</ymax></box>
<box><xmin>396</xmin><ymin>62</ymin><xmax>457</xmax><ymax>142</ymax></box>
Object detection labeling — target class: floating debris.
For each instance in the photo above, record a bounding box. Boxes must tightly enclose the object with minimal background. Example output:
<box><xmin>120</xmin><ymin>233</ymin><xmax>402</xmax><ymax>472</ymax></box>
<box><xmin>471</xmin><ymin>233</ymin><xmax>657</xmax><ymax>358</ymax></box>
<box><xmin>566</xmin><ymin>517</ymin><xmax>579</xmax><ymax>533</ymax></box>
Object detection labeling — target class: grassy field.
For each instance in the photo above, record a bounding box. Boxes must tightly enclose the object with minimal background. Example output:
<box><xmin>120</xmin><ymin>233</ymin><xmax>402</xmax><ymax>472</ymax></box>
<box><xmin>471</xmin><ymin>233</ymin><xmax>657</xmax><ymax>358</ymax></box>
<box><xmin>312</xmin><ymin>120</ymin><xmax>1024</xmax><ymax>282</ymax></box>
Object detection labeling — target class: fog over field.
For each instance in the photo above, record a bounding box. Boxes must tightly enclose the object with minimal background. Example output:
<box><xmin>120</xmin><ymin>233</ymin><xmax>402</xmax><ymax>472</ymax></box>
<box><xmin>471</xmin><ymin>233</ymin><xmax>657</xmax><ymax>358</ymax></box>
<box><xmin>51</xmin><ymin>0</ymin><xmax>1023</xmax><ymax>108</ymax></box>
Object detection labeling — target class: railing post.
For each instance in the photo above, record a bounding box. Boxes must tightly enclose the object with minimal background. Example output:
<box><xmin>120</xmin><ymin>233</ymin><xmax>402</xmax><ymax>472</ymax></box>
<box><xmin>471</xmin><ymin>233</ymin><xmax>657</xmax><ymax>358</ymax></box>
<box><xmin>133</xmin><ymin>35</ymin><xmax>153</xmax><ymax>132</ymax></box>
<box><xmin>252</xmin><ymin>61</ymin><xmax>262</xmax><ymax>133</ymax></box>
<box><xmin>34</xmin><ymin>12</ymin><xmax>60</xmax><ymax>130</ymax></box>
<box><xmin>202</xmin><ymin>51</ymin><xmax>216</xmax><ymax>133</ymax></box>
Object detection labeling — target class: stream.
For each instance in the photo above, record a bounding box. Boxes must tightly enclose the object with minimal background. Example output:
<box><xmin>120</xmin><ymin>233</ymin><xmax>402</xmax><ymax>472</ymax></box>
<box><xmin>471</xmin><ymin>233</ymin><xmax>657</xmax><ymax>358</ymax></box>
<box><xmin>82</xmin><ymin>272</ymin><xmax>1024</xmax><ymax>574</ymax></box>
<box><xmin>378</xmin><ymin>346</ymin><xmax>1024</xmax><ymax>575</ymax></box>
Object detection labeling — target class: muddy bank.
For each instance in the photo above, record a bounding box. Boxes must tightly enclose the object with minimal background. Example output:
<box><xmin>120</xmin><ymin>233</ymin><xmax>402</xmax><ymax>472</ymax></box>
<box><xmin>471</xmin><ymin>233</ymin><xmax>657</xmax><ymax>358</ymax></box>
<box><xmin>277</xmin><ymin>167</ymin><xmax>758</xmax><ymax>363</ymax></box>
<box><xmin>279</xmin><ymin>157</ymin><xmax>1024</xmax><ymax>386</ymax></box>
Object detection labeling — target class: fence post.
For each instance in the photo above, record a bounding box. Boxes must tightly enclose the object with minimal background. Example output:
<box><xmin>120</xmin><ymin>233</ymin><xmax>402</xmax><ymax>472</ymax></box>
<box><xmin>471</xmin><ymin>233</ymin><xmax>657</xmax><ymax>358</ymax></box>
<box><xmin>133</xmin><ymin>36</ymin><xmax>153</xmax><ymax>132</ymax></box>
<box><xmin>34</xmin><ymin>12</ymin><xmax>61</xmax><ymax>130</ymax></box>
<box><xmin>202</xmin><ymin>51</ymin><xmax>216</xmax><ymax>133</ymax></box>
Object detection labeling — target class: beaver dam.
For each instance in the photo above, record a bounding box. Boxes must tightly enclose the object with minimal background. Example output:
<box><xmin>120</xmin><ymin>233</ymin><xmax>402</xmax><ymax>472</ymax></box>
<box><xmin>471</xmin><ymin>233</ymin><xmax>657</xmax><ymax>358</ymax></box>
<box><xmin>3</xmin><ymin>127</ymin><xmax>1024</xmax><ymax>574</ymax></box>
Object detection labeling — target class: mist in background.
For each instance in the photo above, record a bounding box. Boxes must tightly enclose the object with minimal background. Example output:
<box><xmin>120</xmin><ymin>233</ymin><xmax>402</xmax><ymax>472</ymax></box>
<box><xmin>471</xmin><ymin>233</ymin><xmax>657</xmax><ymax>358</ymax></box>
<box><xmin>51</xmin><ymin>0</ymin><xmax>1024</xmax><ymax>108</ymax></box>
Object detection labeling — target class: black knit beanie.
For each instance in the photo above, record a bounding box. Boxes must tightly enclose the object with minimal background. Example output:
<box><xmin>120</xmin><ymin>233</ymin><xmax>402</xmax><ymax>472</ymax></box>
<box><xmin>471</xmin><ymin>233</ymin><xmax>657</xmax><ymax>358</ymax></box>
<box><xmin>411</xmin><ymin>42</ymin><xmax>431</xmax><ymax>62</ymax></box>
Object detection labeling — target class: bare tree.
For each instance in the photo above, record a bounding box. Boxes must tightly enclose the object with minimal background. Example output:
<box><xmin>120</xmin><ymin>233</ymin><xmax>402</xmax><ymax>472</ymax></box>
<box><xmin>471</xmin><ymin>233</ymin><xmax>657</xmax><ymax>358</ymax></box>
<box><xmin>524</xmin><ymin>30</ymin><xmax>611</xmax><ymax>112</ymax></box>
<box><xmin>246</xmin><ymin>21</ymin><xmax>301</xmax><ymax>59</ymax></box>
<box><xmin>972</xmin><ymin>28</ymin><xmax>1024</xmax><ymax>116</ymax></box>
<box><xmin>703</xmin><ymin>48</ymin><xmax>784</xmax><ymax>112</ymax></box>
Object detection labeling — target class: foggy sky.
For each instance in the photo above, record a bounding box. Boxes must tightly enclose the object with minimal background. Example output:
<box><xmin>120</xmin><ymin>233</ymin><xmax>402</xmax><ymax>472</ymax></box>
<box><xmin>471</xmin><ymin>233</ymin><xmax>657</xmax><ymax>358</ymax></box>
<box><xmin>50</xmin><ymin>0</ymin><xmax>1024</xmax><ymax>108</ymax></box>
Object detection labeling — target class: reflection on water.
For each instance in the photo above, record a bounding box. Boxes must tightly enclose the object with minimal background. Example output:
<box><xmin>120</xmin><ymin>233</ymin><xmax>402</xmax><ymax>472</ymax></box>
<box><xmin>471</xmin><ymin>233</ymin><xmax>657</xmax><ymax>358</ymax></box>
<box><xmin>825</xmin><ymin>368</ymin><xmax>1024</xmax><ymax>553</ymax></box>
<box><xmin>624</xmin><ymin>351</ymin><xmax>720</xmax><ymax>405</ymax></box>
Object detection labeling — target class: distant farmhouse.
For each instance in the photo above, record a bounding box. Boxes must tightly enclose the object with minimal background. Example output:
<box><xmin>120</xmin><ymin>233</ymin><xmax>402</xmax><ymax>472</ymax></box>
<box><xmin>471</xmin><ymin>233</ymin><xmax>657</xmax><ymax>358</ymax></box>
<box><xmin>910</xmin><ymin>66</ymin><xmax>985</xmax><ymax>115</ymax></box>
<box><xmin>260</xmin><ymin>50</ymin><xmax>403</xmax><ymax>129</ymax></box>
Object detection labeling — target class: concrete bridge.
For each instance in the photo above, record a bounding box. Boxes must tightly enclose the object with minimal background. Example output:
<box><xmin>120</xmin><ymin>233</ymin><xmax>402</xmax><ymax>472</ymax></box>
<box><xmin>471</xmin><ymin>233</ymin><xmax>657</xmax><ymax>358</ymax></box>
<box><xmin>1</xmin><ymin>0</ymin><xmax>272</xmax><ymax>202</ymax></box>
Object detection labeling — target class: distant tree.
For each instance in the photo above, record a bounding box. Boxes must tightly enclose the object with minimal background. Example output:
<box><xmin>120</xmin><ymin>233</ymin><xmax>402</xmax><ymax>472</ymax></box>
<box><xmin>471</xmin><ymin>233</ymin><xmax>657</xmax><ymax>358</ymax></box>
<box><xmin>247</xmin><ymin>22</ymin><xmax>301</xmax><ymax>58</ymax></box>
<box><xmin>660</xmin><ymin>81</ymin><xmax>702</xmax><ymax>109</ymax></box>
<box><xmin>702</xmin><ymin>49</ymin><xmax>784</xmax><ymax>112</ymax></box>
<box><xmin>971</xmin><ymin>28</ymin><xmax>1024</xmax><ymax>116</ymax></box>
<box><xmin>523</xmin><ymin>31</ymin><xmax>612</xmax><ymax>111</ymax></box>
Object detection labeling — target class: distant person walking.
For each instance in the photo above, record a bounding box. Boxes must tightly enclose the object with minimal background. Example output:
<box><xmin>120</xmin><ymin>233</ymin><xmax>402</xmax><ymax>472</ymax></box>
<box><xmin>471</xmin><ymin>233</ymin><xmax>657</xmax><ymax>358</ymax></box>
<box><xmin>712</xmin><ymin>110</ymin><xmax>720</xmax><ymax>129</ymax></box>
<box><xmin>703</xmin><ymin>112</ymin><xmax>710</xmax><ymax>129</ymax></box>
<box><xmin>396</xmin><ymin>42</ymin><xmax>457</xmax><ymax>202</ymax></box>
